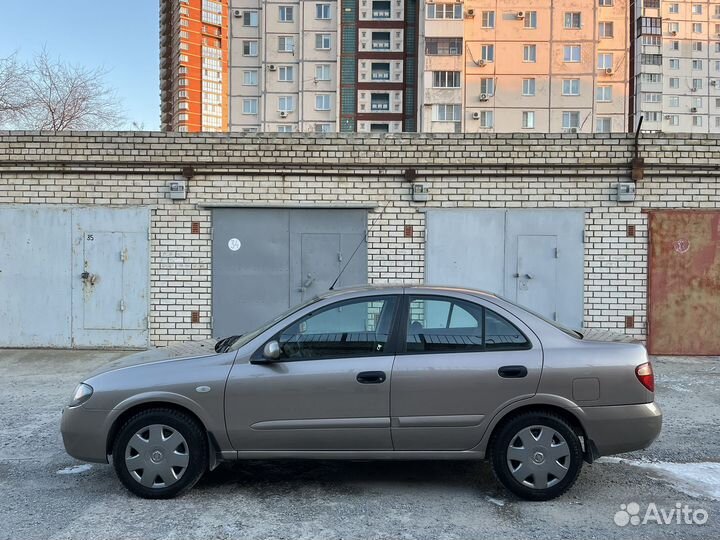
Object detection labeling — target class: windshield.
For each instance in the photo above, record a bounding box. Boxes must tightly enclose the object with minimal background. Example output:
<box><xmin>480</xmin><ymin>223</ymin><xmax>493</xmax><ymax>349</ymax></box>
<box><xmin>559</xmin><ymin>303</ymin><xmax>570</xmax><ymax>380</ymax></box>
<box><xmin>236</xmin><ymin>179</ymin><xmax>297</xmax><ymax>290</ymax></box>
<box><xmin>226</xmin><ymin>296</ymin><xmax>320</xmax><ymax>352</ymax></box>
<box><xmin>495</xmin><ymin>295</ymin><xmax>583</xmax><ymax>339</ymax></box>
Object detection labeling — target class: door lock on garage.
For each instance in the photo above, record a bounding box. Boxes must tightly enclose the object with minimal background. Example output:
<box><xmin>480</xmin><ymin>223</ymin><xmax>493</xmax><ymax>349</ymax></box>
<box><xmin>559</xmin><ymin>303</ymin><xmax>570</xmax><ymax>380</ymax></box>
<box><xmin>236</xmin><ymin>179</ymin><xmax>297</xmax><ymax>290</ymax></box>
<box><xmin>81</xmin><ymin>272</ymin><xmax>98</xmax><ymax>285</ymax></box>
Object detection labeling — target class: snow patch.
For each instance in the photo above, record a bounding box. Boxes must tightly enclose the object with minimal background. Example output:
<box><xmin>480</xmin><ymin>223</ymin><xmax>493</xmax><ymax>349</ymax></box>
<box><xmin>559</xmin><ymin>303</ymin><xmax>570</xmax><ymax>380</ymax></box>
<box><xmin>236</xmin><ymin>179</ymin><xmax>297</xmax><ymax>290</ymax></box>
<box><xmin>57</xmin><ymin>464</ymin><xmax>93</xmax><ymax>475</ymax></box>
<box><xmin>598</xmin><ymin>458</ymin><xmax>720</xmax><ymax>501</ymax></box>
<box><xmin>486</xmin><ymin>497</ymin><xmax>506</xmax><ymax>507</ymax></box>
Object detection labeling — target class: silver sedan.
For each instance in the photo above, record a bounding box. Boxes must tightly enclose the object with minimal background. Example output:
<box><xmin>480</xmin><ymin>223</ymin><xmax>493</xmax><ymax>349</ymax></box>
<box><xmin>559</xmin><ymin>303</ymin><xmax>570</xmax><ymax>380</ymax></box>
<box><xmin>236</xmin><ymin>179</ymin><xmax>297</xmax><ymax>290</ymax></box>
<box><xmin>61</xmin><ymin>285</ymin><xmax>662</xmax><ymax>500</ymax></box>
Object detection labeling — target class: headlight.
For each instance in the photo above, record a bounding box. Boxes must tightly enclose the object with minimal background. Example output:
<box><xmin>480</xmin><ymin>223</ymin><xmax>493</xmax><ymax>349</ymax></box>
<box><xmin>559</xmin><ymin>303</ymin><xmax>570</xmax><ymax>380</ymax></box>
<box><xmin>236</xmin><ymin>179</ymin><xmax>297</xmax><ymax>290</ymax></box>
<box><xmin>68</xmin><ymin>383</ymin><xmax>93</xmax><ymax>407</ymax></box>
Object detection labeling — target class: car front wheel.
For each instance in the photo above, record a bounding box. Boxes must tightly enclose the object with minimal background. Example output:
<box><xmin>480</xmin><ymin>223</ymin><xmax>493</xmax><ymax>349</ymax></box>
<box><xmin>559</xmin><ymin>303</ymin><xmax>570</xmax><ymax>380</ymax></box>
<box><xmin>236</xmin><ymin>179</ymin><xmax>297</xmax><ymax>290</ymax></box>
<box><xmin>490</xmin><ymin>412</ymin><xmax>583</xmax><ymax>501</ymax></box>
<box><xmin>112</xmin><ymin>408</ymin><xmax>208</xmax><ymax>499</ymax></box>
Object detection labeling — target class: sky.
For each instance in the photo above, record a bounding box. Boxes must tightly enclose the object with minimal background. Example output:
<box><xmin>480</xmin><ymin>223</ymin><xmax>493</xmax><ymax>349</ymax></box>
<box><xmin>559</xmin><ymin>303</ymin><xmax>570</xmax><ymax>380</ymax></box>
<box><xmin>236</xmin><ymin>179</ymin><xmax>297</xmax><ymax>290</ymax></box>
<box><xmin>0</xmin><ymin>1</ymin><xmax>160</xmax><ymax>130</ymax></box>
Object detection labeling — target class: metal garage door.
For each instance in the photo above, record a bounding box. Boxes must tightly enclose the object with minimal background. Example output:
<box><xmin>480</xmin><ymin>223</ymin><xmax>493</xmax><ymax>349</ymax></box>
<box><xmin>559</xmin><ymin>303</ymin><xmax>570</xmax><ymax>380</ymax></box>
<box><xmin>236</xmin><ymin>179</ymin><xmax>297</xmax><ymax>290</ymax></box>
<box><xmin>425</xmin><ymin>209</ymin><xmax>585</xmax><ymax>329</ymax></box>
<box><xmin>0</xmin><ymin>206</ymin><xmax>150</xmax><ymax>348</ymax></box>
<box><xmin>648</xmin><ymin>210</ymin><xmax>720</xmax><ymax>355</ymax></box>
<box><xmin>212</xmin><ymin>208</ymin><xmax>367</xmax><ymax>337</ymax></box>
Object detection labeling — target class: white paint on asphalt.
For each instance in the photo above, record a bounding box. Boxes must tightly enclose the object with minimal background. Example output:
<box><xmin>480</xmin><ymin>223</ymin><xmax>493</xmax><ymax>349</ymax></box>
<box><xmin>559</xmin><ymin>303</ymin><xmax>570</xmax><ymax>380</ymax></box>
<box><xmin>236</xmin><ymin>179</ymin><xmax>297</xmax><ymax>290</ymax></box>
<box><xmin>57</xmin><ymin>464</ymin><xmax>93</xmax><ymax>475</ymax></box>
<box><xmin>598</xmin><ymin>458</ymin><xmax>720</xmax><ymax>501</ymax></box>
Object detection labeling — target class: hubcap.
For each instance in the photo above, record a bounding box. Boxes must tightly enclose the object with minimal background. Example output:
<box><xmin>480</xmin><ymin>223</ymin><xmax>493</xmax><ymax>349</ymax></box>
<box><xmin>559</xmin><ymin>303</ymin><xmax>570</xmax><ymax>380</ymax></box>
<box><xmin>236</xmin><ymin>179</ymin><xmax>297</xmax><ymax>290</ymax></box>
<box><xmin>506</xmin><ymin>425</ymin><xmax>570</xmax><ymax>490</ymax></box>
<box><xmin>125</xmin><ymin>424</ymin><xmax>189</xmax><ymax>489</ymax></box>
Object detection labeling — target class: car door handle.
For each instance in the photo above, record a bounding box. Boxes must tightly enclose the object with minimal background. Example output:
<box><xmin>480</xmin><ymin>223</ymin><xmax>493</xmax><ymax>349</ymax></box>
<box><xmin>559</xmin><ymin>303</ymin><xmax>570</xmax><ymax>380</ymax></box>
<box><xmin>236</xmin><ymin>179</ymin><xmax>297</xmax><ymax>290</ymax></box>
<box><xmin>498</xmin><ymin>365</ymin><xmax>528</xmax><ymax>378</ymax></box>
<box><xmin>356</xmin><ymin>371</ymin><xmax>386</xmax><ymax>384</ymax></box>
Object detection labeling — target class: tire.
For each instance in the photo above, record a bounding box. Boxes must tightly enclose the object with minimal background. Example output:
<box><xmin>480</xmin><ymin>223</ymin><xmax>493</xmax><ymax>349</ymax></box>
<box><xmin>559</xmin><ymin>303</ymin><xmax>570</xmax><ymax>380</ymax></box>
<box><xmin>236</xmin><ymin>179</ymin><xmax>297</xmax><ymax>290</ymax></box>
<box><xmin>489</xmin><ymin>412</ymin><xmax>583</xmax><ymax>501</ymax></box>
<box><xmin>111</xmin><ymin>408</ymin><xmax>208</xmax><ymax>499</ymax></box>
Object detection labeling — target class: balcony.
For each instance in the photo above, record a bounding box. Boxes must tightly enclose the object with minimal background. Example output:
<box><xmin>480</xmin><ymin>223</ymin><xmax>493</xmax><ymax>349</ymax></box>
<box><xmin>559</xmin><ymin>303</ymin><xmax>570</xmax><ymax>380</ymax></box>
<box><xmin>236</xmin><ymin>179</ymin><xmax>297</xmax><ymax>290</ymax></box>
<box><xmin>372</xmin><ymin>40</ymin><xmax>391</xmax><ymax>51</ymax></box>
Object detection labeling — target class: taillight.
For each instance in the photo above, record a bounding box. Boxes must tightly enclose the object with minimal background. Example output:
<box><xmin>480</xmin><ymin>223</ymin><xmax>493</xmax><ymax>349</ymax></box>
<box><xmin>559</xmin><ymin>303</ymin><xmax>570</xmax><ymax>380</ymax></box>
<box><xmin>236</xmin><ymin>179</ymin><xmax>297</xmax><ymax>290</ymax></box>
<box><xmin>635</xmin><ymin>362</ymin><xmax>654</xmax><ymax>392</ymax></box>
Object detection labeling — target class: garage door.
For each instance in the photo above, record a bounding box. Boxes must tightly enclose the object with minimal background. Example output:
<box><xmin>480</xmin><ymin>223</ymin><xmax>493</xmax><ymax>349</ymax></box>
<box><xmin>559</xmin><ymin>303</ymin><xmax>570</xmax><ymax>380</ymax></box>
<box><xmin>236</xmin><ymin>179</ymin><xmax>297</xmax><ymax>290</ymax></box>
<box><xmin>648</xmin><ymin>210</ymin><xmax>720</xmax><ymax>355</ymax></box>
<box><xmin>212</xmin><ymin>208</ymin><xmax>367</xmax><ymax>337</ymax></box>
<box><xmin>425</xmin><ymin>209</ymin><xmax>585</xmax><ymax>329</ymax></box>
<box><xmin>0</xmin><ymin>206</ymin><xmax>150</xmax><ymax>348</ymax></box>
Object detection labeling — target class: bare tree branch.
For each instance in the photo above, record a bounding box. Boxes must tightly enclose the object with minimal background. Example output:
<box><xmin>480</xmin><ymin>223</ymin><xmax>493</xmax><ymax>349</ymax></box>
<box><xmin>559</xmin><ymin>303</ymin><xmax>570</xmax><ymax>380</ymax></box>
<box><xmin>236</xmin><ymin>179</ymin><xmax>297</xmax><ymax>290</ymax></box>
<box><xmin>0</xmin><ymin>49</ymin><xmax>125</xmax><ymax>130</ymax></box>
<box><xmin>0</xmin><ymin>52</ymin><xmax>32</xmax><ymax>125</ymax></box>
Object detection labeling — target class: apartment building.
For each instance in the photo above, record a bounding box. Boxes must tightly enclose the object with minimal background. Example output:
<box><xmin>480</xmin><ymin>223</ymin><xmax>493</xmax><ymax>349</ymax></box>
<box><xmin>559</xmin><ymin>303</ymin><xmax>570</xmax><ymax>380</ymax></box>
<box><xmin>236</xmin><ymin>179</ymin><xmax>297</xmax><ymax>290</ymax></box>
<box><xmin>160</xmin><ymin>0</ymin><xmax>229</xmax><ymax>132</ymax></box>
<box><xmin>228</xmin><ymin>1</ymin><xmax>339</xmax><ymax>132</ymax></box>
<box><xmin>632</xmin><ymin>0</ymin><xmax>720</xmax><ymax>133</ymax></box>
<box><xmin>419</xmin><ymin>0</ymin><xmax>630</xmax><ymax>133</ymax></box>
<box><xmin>340</xmin><ymin>0</ymin><xmax>419</xmax><ymax>132</ymax></box>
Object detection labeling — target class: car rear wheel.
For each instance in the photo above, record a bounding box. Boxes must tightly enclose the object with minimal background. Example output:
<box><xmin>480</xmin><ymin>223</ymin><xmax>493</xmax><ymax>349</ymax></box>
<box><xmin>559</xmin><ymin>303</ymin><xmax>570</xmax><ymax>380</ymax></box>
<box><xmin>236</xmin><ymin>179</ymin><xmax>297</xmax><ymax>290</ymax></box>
<box><xmin>112</xmin><ymin>408</ymin><xmax>208</xmax><ymax>499</ymax></box>
<box><xmin>490</xmin><ymin>412</ymin><xmax>583</xmax><ymax>501</ymax></box>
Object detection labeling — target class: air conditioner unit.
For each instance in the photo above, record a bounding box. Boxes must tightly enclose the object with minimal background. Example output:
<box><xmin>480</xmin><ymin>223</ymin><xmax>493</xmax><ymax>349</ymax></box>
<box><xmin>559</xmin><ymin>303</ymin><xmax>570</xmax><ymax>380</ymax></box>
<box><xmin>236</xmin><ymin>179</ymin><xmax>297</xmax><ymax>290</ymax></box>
<box><xmin>604</xmin><ymin>67</ymin><xmax>614</xmax><ymax>75</ymax></box>
<box><xmin>711</xmin><ymin>80</ymin><xmax>718</xmax><ymax>86</ymax></box>
<box><xmin>279</xmin><ymin>111</ymin><xmax>289</xmax><ymax>118</ymax></box>
<box><xmin>564</xmin><ymin>127</ymin><xmax>578</xmax><ymax>133</ymax></box>
<box><xmin>670</xmin><ymin>30</ymin><xmax>677</xmax><ymax>36</ymax></box>
<box><xmin>691</xmin><ymin>107</ymin><xmax>698</xmax><ymax>112</ymax></box>
<box><xmin>268</xmin><ymin>64</ymin><xmax>277</xmax><ymax>71</ymax></box>
<box><xmin>516</xmin><ymin>11</ymin><xmax>525</xmax><ymax>19</ymax></box>
<box><xmin>466</xmin><ymin>8</ymin><xmax>475</xmax><ymax>17</ymax></box>
<box><xmin>477</xmin><ymin>59</ymin><xmax>486</xmax><ymax>67</ymax></box>
<box><xmin>232</xmin><ymin>9</ymin><xmax>242</xmax><ymax>18</ymax></box>
<box><xmin>472</xmin><ymin>112</ymin><xmax>481</xmax><ymax>120</ymax></box>
<box><xmin>664</xmin><ymin>114</ymin><xmax>672</xmax><ymax>119</ymax></box>
<box><xmin>479</xmin><ymin>93</ymin><xmax>489</xmax><ymax>101</ymax></box>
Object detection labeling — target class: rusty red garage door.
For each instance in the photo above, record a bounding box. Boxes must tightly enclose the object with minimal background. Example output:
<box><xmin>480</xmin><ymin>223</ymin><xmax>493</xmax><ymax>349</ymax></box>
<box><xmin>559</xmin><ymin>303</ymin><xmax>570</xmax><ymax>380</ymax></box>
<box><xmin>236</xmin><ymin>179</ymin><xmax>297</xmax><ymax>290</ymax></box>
<box><xmin>648</xmin><ymin>210</ymin><xmax>720</xmax><ymax>356</ymax></box>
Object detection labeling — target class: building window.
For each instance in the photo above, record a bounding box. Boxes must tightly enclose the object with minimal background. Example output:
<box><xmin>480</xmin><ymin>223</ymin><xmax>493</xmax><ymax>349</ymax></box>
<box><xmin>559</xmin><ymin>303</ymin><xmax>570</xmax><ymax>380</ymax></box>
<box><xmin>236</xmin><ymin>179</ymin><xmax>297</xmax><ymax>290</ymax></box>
<box><xmin>669</xmin><ymin>22</ymin><xmax>679</xmax><ymax>34</ymax></box>
<box><xmin>243</xmin><ymin>70</ymin><xmax>258</xmax><ymax>86</ymax></box>
<box><xmin>668</xmin><ymin>58</ymin><xmax>680</xmax><ymax>69</ymax></box>
<box><xmin>564</xmin><ymin>12</ymin><xmax>582</xmax><ymax>29</ymax></box>
<box><xmin>645</xmin><ymin>111</ymin><xmax>660</xmax><ymax>122</ymax></box>
<box><xmin>692</xmin><ymin>60</ymin><xmax>703</xmax><ymax>70</ymax></box>
<box><xmin>596</xmin><ymin>117</ymin><xmax>611</xmax><ymax>133</ymax></box>
<box><xmin>316</xmin><ymin>33</ymin><xmax>332</xmax><ymax>50</ymax></box>
<box><xmin>480</xmin><ymin>78</ymin><xmax>495</xmax><ymax>95</ymax></box>
<box><xmin>316</xmin><ymin>3</ymin><xmax>331</xmax><ymax>20</ymax></box>
<box><xmin>243</xmin><ymin>41</ymin><xmax>258</xmax><ymax>56</ymax></box>
<box><xmin>599</xmin><ymin>22</ymin><xmax>614</xmax><ymax>38</ymax></box>
<box><xmin>669</xmin><ymin>96</ymin><xmax>679</xmax><ymax>107</ymax></box>
<box><xmin>482</xmin><ymin>11</ymin><xmax>495</xmax><ymax>28</ymax></box>
<box><xmin>179</xmin><ymin>78</ymin><xmax>188</xmax><ymax>86</ymax></box>
<box><xmin>693</xmin><ymin>23</ymin><xmax>703</xmax><ymax>33</ymax></box>
<box><xmin>693</xmin><ymin>78</ymin><xmax>703</xmax><ymax>90</ymax></box>
<box><xmin>670</xmin><ymin>40</ymin><xmax>680</xmax><ymax>51</ymax></box>
<box><xmin>522</xmin><ymin>111</ymin><xmax>535</xmax><ymax>129</ymax></box>
<box><xmin>278</xmin><ymin>66</ymin><xmax>294</xmax><ymax>82</ymax></box>
<box><xmin>564</xmin><ymin>45</ymin><xmax>581</xmax><ymax>62</ymax></box>
<box><xmin>277</xmin><ymin>125</ymin><xmax>293</xmax><ymax>133</ymax></box>
<box><xmin>243</xmin><ymin>11</ymin><xmax>259</xmax><ymax>26</ymax></box>
<box><xmin>562</xmin><ymin>79</ymin><xmax>580</xmax><ymax>96</ymax></box>
<box><xmin>668</xmin><ymin>115</ymin><xmax>679</xmax><ymax>126</ymax></box>
<box><xmin>641</xmin><ymin>35</ymin><xmax>661</xmax><ymax>45</ymax></box>
<box><xmin>643</xmin><ymin>92</ymin><xmax>661</xmax><ymax>103</ymax></box>
<box><xmin>522</xmin><ymin>78</ymin><xmax>536</xmax><ymax>96</ymax></box>
<box><xmin>433</xmin><ymin>104</ymin><xmax>461</xmax><ymax>121</ymax></box>
<box><xmin>370</xmin><ymin>123</ymin><xmax>390</xmax><ymax>133</ymax></box>
<box><xmin>693</xmin><ymin>116</ymin><xmax>703</xmax><ymax>127</ymax></box>
<box><xmin>693</xmin><ymin>41</ymin><xmax>703</xmax><ymax>52</ymax></box>
<box><xmin>279</xmin><ymin>6</ymin><xmax>294</xmax><ymax>22</ymax></box>
<box><xmin>479</xmin><ymin>111</ymin><xmax>494</xmax><ymax>128</ymax></box>
<box><xmin>371</xmin><ymin>93</ymin><xmax>390</xmax><ymax>111</ymax></box>
<box><xmin>426</xmin><ymin>4</ymin><xmax>463</xmax><ymax>19</ymax></box>
<box><xmin>371</xmin><ymin>62</ymin><xmax>391</xmax><ymax>80</ymax></box>
<box><xmin>278</xmin><ymin>96</ymin><xmax>295</xmax><ymax>112</ymax></box>
<box><xmin>669</xmin><ymin>4</ymin><xmax>679</xmax><ymax>14</ymax></box>
<box><xmin>481</xmin><ymin>44</ymin><xmax>495</xmax><ymax>62</ymax></box>
<box><xmin>562</xmin><ymin>111</ymin><xmax>580</xmax><ymax>129</ymax></box>
<box><xmin>425</xmin><ymin>38</ymin><xmax>463</xmax><ymax>55</ymax></box>
<box><xmin>242</xmin><ymin>99</ymin><xmax>258</xmax><ymax>115</ymax></box>
<box><xmin>693</xmin><ymin>97</ymin><xmax>702</xmax><ymax>109</ymax></box>
<box><xmin>641</xmin><ymin>54</ymin><xmax>662</xmax><ymax>65</ymax></box>
<box><xmin>597</xmin><ymin>52</ymin><xmax>613</xmax><ymax>69</ymax></box>
<box><xmin>279</xmin><ymin>36</ymin><xmax>295</xmax><ymax>52</ymax></box>
<box><xmin>315</xmin><ymin>94</ymin><xmax>331</xmax><ymax>110</ymax></box>
<box><xmin>371</xmin><ymin>32</ymin><xmax>390</xmax><ymax>50</ymax></box>
<box><xmin>669</xmin><ymin>77</ymin><xmax>680</xmax><ymax>88</ymax></box>
<box><xmin>642</xmin><ymin>73</ymin><xmax>662</xmax><ymax>83</ymax></box>
<box><xmin>433</xmin><ymin>71</ymin><xmax>461</xmax><ymax>88</ymax></box>
<box><xmin>316</xmin><ymin>64</ymin><xmax>331</xmax><ymax>81</ymax></box>
<box><xmin>523</xmin><ymin>44</ymin><xmax>537</xmax><ymax>62</ymax></box>
<box><xmin>599</xmin><ymin>0</ymin><xmax>613</xmax><ymax>6</ymax></box>
<box><xmin>524</xmin><ymin>11</ymin><xmax>537</xmax><ymax>29</ymax></box>
<box><xmin>315</xmin><ymin>123</ymin><xmax>333</xmax><ymax>133</ymax></box>
<box><xmin>371</xmin><ymin>1</ymin><xmax>391</xmax><ymax>19</ymax></box>
<box><xmin>692</xmin><ymin>4</ymin><xmax>703</xmax><ymax>15</ymax></box>
<box><xmin>597</xmin><ymin>86</ymin><xmax>612</xmax><ymax>102</ymax></box>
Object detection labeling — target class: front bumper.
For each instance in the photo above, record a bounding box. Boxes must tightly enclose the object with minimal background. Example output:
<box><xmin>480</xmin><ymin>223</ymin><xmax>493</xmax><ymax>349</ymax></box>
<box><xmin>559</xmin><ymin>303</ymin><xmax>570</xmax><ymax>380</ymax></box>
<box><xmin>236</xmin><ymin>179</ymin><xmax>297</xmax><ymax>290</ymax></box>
<box><xmin>581</xmin><ymin>402</ymin><xmax>662</xmax><ymax>457</ymax></box>
<box><xmin>60</xmin><ymin>406</ymin><xmax>111</xmax><ymax>463</ymax></box>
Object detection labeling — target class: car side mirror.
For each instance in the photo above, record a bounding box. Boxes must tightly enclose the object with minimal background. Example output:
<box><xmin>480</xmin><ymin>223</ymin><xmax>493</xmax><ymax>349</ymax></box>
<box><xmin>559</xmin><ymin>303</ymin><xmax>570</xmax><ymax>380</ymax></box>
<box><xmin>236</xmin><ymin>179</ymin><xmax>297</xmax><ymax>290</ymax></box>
<box><xmin>262</xmin><ymin>340</ymin><xmax>281</xmax><ymax>361</ymax></box>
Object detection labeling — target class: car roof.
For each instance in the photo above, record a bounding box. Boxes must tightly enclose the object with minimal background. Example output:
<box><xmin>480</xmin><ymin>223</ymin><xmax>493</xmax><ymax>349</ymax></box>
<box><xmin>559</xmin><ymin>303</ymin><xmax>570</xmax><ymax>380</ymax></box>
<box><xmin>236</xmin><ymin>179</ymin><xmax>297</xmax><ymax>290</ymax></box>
<box><xmin>321</xmin><ymin>284</ymin><xmax>500</xmax><ymax>300</ymax></box>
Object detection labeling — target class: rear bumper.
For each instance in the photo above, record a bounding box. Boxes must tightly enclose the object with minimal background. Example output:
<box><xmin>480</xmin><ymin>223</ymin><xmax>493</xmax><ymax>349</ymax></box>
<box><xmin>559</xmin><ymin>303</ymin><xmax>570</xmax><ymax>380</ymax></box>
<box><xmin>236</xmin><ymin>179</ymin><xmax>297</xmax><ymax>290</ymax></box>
<box><xmin>60</xmin><ymin>406</ymin><xmax>111</xmax><ymax>463</ymax></box>
<box><xmin>581</xmin><ymin>402</ymin><xmax>662</xmax><ymax>456</ymax></box>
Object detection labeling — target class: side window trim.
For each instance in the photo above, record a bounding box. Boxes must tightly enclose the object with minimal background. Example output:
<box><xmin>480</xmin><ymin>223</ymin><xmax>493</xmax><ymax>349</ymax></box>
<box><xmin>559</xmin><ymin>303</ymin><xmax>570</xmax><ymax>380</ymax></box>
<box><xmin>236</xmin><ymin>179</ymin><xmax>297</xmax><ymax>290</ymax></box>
<box><xmin>399</xmin><ymin>294</ymin><xmax>532</xmax><ymax>355</ymax></box>
<box><xmin>252</xmin><ymin>294</ymin><xmax>402</xmax><ymax>362</ymax></box>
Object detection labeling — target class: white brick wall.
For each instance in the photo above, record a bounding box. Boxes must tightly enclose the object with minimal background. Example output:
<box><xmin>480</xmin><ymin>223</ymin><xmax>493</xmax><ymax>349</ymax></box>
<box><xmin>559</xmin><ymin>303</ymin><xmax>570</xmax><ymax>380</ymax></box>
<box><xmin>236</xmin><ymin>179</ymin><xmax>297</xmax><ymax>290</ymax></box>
<box><xmin>0</xmin><ymin>132</ymin><xmax>718</xmax><ymax>346</ymax></box>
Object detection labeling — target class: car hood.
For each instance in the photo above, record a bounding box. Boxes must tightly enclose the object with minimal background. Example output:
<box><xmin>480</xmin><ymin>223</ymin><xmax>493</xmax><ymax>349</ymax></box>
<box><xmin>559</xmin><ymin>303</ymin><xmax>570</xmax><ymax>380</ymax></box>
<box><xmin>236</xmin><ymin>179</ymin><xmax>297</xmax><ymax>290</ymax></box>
<box><xmin>86</xmin><ymin>339</ymin><xmax>220</xmax><ymax>378</ymax></box>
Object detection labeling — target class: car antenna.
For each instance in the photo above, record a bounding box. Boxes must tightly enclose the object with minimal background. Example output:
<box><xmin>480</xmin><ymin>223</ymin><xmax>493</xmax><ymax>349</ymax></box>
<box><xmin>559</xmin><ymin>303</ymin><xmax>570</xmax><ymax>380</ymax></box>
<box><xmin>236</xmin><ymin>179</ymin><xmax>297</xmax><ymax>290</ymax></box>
<box><xmin>329</xmin><ymin>200</ymin><xmax>388</xmax><ymax>291</ymax></box>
